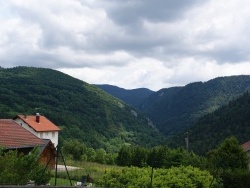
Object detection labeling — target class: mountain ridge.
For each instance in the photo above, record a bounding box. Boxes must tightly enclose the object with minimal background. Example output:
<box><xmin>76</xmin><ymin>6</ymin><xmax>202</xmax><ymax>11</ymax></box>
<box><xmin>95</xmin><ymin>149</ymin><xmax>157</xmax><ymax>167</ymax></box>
<box><xmin>95</xmin><ymin>84</ymin><xmax>154</xmax><ymax>107</ymax></box>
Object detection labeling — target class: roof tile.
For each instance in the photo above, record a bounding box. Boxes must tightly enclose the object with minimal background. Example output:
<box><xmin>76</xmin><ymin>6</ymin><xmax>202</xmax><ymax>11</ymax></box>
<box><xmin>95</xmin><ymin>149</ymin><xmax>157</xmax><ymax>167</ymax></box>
<box><xmin>0</xmin><ymin>119</ymin><xmax>45</xmax><ymax>148</ymax></box>
<box><xmin>16</xmin><ymin>115</ymin><xmax>60</xmax><ymax>132</ymax></box>
<box><xmin>242</xmin><ymin>140</ymin><xmax>250</xmax><ymax>152</ymax></box>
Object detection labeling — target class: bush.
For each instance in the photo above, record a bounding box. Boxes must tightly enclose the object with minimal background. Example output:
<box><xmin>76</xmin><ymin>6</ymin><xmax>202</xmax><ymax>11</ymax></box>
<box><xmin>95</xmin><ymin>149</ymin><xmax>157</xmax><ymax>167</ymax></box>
<box><xmin>221</xmin><ymin>169</ymin><xmax>250</xmax><ymax>188</ymax></box>
<box><xmin>0</xmin><ymin>148</ymin><xmax>51</xmax><ymax>185</ymax></box>
<box><xmin>97</xmin><ymin>165</ymin><xmax>220</xmax><ymax>188</ymax></box>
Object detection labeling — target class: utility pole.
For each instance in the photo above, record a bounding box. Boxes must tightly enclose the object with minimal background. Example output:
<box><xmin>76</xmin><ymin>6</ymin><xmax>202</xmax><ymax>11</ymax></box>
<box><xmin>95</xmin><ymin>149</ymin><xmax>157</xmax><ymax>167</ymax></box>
<box><xmin>150</xmin><ymin>165</ymin><xmax>154</xmax><ymax>188</ymax></box>
<box><xmin>185</xmin><ymin>132</ymin><xmax>189</xmax><ymax>154</ymax></box>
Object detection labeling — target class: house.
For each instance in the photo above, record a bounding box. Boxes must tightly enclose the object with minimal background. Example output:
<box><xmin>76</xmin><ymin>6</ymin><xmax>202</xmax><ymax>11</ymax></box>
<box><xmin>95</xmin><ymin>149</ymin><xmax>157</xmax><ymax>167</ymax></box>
<box><xmin>14</xmin><ymin>113</ymin><xmax>60</xmax><ymax>147</ymax></box>
<box><xmin>0</xmin><ymin>119</ymin><xmax>56</xmax><ymax>169</ymax></box>
<box><xmin>242</xmin><ymin>140</ymin><xmax>250</xmax><ymax>155</ymax></box>
<box><xmin>241</xmin><ymin>140</ymin><xmax>250</xmax><ymax>168</ymax></box>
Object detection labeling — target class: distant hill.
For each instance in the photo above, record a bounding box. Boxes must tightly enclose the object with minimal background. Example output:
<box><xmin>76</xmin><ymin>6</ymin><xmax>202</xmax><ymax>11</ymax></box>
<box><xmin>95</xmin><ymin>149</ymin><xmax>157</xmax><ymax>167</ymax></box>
<box><xmin>0</xmin><ymin>67</ymin><xmax>162</xmax><ymax>152</ymax></box>
<box><xmin>138</xmin><ymin>76</ymin><xmax>250</xmax><ymax>136</ymax></box>
<box><xmin>95</xmin><ymin>84</ymin><xmax>154</xmax><ymax>107</ymax></box>
<box><xmin>167</xmin><ymin>92</ymin><xmax>250</xmax><ymax>155</ymax></box>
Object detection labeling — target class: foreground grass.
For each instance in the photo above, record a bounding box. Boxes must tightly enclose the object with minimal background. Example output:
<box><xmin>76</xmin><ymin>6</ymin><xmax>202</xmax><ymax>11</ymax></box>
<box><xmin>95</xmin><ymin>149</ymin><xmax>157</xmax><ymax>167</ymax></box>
<box><xmin>51</xmin><ymin>160</ymin><xmax>123</xmax><ymax>186</ymax></box>
<box><xmin>49</xmin><ymin>178</ymin><xmax>76</xmax><ymax>186</ymax></box>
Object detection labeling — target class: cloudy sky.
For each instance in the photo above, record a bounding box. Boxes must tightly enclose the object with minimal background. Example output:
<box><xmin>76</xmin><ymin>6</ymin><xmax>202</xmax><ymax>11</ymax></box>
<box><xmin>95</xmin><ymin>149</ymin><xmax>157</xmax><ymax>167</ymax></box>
<box><xmin>1</xmin><ymin>0</ymin><xmax>250</xmax><ymax>91</ymax></box>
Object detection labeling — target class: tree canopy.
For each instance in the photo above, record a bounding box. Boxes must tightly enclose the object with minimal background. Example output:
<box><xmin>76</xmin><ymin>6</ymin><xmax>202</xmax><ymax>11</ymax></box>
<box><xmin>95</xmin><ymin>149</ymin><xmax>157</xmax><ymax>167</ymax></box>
<box><xmin>0</xmin><ymin>148</ymin><xmax>51</xmax><ymax>185</ymax></box>
<box><xmin>168</xmin><ymin>92</ymin><xmax>250</xmax><ymax>155</ymax></box>
<box><xmin>207</xmin><ymin>136</ymin><xmax>249</xmax><ymax>171</ymax></box>
<box><xmin>97</xmin><ymin>166</ymin><xmax>219</xmax><ymax>188</ymax></box>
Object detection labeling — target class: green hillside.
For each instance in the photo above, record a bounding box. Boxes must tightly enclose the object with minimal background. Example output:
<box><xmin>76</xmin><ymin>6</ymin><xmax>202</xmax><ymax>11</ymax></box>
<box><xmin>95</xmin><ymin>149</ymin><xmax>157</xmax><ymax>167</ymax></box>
<box><xmin>95</xmin><ymin>84</ymin><xmax>154</xmax><ymax>107</ymax></box>
<box><xmin>139</xmin><ymin>76</ymin><xmax>250</xmax><ymax>136</ymax></box>
<box><xmin>0</xmin><ymin>66</ymin><xmax>162</xmax><ymax>152</ymax></box>
<box><xmin>168</xmin><ymin>92</ymin><xmax>250</xmax><ymax>155</ymax></box>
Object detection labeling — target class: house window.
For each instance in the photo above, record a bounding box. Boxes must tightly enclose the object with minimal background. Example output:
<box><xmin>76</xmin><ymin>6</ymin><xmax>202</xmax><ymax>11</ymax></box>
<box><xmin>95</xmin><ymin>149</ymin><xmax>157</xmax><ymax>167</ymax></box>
<box><xmin>40</xmin><ymin>133</ymin><xmax>43</xmax><ymax>138</ymax></box>
<box><xmin>52</xmin><ymin>132</ymin><xmax>55</xmax><ymax>138</ymax></box>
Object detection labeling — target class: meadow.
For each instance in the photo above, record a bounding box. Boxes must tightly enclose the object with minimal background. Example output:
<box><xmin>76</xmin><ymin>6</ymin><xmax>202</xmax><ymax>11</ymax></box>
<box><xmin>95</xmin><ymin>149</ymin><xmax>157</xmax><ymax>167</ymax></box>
<box><xmin>51</xmin><ymin>160</ymin><xmax>122</xmax><ymax>186</ymax></box>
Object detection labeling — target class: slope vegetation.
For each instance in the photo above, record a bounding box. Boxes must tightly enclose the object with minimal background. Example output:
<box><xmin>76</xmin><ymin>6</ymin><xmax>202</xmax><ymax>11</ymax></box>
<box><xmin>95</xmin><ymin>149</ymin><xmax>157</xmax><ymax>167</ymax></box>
<box><xmin>139</xmin><ymin>76</ymin><xmax>250</xmax><ymax>136</ymax></box>
<box><xmin>168</xmin><ymin>92</ymin><xmax>250</xmax><ymax>155</ymax></box>
<box><xmin>0</xmin><ymin>67</ymin><xmax>162</xmax><ymax>151</ymax></box>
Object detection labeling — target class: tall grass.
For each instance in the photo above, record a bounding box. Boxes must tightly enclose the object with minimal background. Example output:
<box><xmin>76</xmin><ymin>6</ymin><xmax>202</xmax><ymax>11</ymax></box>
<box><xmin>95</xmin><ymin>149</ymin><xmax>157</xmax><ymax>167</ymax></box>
<box><xmin>51</xmin><ymin>160</ymin><xmax>123</xmax><ymax>186</ymax></box>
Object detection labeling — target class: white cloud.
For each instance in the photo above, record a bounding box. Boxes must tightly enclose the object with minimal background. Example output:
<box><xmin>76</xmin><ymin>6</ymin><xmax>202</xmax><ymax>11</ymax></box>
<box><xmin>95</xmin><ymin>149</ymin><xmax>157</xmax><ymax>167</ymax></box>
<box><xmin>0</xmin><ymin>0</ymin><xmax>250</xmax><ymax>90</ymax></box>
<box><xmin>167</xmin><ymin>59</ymin><xmax>250</xmax><ymax>87</ymax></box>
<box><xmin>59</xmin><ymin>57</ymin><xmax>173</xmax><ymax>91</ymax></box>
<box><xmin>184</xmin><ymin>0</ymin><xmax>250</xmax><ymax>62</ymax></box>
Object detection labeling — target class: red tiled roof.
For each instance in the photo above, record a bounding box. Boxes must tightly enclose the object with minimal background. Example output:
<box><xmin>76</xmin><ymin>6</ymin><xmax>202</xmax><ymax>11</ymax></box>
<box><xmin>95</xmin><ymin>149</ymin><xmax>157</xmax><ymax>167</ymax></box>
<box><xmin>242</xmin><ymin>140</ymin><xmax>250</xmax><ymax>152</ymax></box>
<box><xmin>16</xmin><ymin>115</ymin><xmax>60</xmax><ymax>132</ymax></box>
<box><xmin>0</xmin><ymin>119</ymin><xmax>45</xmax><ymax>149</ymax></box>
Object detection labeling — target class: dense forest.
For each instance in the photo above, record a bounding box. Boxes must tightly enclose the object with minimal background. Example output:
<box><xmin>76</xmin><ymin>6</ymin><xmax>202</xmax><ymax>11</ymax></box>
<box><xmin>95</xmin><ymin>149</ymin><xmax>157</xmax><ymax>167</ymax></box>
<box><xmin>0</xmin><ymin>66</ymin><xmax>162</xmax><ymax>152</ymax></box>
<box><xmin>138</xmin><ymin>76</ymin><xmax>250</xmax><ymax>136</ymax></box>
<box><xmin>168</xmin><ymin>92</ymin><xmax>250</xmax><ymax>155</ymax></box>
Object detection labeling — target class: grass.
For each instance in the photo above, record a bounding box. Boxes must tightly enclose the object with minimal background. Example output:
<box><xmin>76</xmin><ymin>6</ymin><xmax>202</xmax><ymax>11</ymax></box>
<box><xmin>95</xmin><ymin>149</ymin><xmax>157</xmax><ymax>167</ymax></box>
<box><xmin>49</xmin><ymin>178</ymin><xmax>76</xmax><ymax>186</ymax></box>
<box><xmin>51</xmin><ymin>160</ymin><xmax>124</xmax><ymax>186</ymax></box>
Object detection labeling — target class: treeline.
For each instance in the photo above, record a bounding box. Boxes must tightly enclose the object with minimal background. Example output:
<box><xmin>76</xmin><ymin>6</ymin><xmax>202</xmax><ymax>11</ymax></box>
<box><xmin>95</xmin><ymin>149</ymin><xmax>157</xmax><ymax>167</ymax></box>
<box><xmin>61</xmin><ymin>139</ymin><xmax>205</xmax><ymax>168</ymax></box>
<box><xmin>62</xmin><ymin>136</ymin><xmax>250</xmax><ymax>187</ymax></box>
<box><xmin>96</xmin><ymin>137</ymin><xmax>250</xmax><ymax>188</ymax></box>
<box><xmin>116</xmin><ymin>145</ymin><xmax>205</xmax><ymax>169</ymax></box>
<box><xmin>62</xmin><ymin>139</ymin><xmax>117</xmax><ymax>165</ymax></box>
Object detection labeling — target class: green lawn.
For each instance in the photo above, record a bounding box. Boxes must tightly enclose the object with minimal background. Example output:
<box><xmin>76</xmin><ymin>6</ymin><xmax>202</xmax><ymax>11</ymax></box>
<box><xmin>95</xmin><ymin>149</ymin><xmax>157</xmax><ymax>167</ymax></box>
<box><xmin>49</xmin><ymin>178</ymin><xmax>76</xmax><ymax>186</ymax></box>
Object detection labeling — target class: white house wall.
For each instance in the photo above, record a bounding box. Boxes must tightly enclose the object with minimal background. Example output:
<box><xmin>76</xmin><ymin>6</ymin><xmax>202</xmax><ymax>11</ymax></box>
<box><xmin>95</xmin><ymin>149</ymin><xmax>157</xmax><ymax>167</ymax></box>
<box><xmin>14</xmin><ymin>118</ymin><xmax>59</xmax><ymax>147</ymax></box>
<box><xmin>41</xmin><ymin>131</ymin><xmax>59</xmax><ymax>147</ymax></box>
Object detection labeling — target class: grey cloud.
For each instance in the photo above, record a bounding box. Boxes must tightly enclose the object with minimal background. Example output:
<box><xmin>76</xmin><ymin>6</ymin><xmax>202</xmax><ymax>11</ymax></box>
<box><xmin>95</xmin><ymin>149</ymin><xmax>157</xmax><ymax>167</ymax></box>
<box><xmin>2</xmin><ymin>50</ymin><xmax>66</xmax><ymax>69</ymax></box>
<box><xmin>9</xmin><ymin>3</ymin><xmax>87</xmax><ymax>51</ymax></box>
<box><xmin>80</xmin><ymin>0</ymin><xmax>206</xmax><ymax>59</ymax></box>
<box><xmin>104</xmin><ymin>0</ymin><xmax>204</xmax><ymax>26</ymax></box>
<box><xmin>203</xmin><ymin>47</ymin><xmax>250</xmax><ymax>63</ymax></box>
<box><xmin>6</xmin><ymin>0</ymin><xmax>203</xmax><ymax>65</ymax></box>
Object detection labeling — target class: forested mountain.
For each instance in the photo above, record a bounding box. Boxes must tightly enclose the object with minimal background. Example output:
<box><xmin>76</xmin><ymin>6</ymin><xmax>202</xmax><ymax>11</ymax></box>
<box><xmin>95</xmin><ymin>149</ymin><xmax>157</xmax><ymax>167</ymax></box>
<box><xmin>167</xmin><ymin>92</ymin><xmax>250</xmax><ymax>155</ymax></box>
<box><xmin>5</xmin><ymin>66</ymin><xmax>249</xmax><ymax>154</ymax></box>
<box><xmin>95</xmin><ymin>84</ymin><xmax>154</xmax><ymax>107</ymax></box>
<box><xmin>139</xmin><ymin>76</ymin><xmax>250</xmax><ymax>136</ymax></box>
<box><xmin>0</xmin><ymin>67</ymin><xmax>162</xmax><ymax>152</ymax></box>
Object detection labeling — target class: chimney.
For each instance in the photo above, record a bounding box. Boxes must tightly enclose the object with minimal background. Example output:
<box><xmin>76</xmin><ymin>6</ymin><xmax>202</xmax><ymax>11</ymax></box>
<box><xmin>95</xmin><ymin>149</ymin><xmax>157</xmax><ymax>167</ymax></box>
<box><xmin>36</xmin><ymin>113</ymin><xmax>40</xmax><ymax>123</ymax></box>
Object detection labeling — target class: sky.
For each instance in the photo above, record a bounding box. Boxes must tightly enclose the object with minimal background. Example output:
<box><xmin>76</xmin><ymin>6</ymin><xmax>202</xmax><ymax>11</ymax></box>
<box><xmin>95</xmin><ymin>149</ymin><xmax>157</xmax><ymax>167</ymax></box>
<box><xmin>1</xmin><ymin>0</ymin><xmax>250</xmax><ymax>91</ymax></box>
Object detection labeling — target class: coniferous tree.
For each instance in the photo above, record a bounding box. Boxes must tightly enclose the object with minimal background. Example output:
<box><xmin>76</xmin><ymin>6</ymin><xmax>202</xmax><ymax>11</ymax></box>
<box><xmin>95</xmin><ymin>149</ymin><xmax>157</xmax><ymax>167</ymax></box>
<box><xmin>207</xmin><ymin>136</ymin><xmax>249</xmax><ymax>171</ymax></box>
<box><xmin>116</xmin><ymin>146</ymin><xmax>133</xmax><ymax>166</ymax></box>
